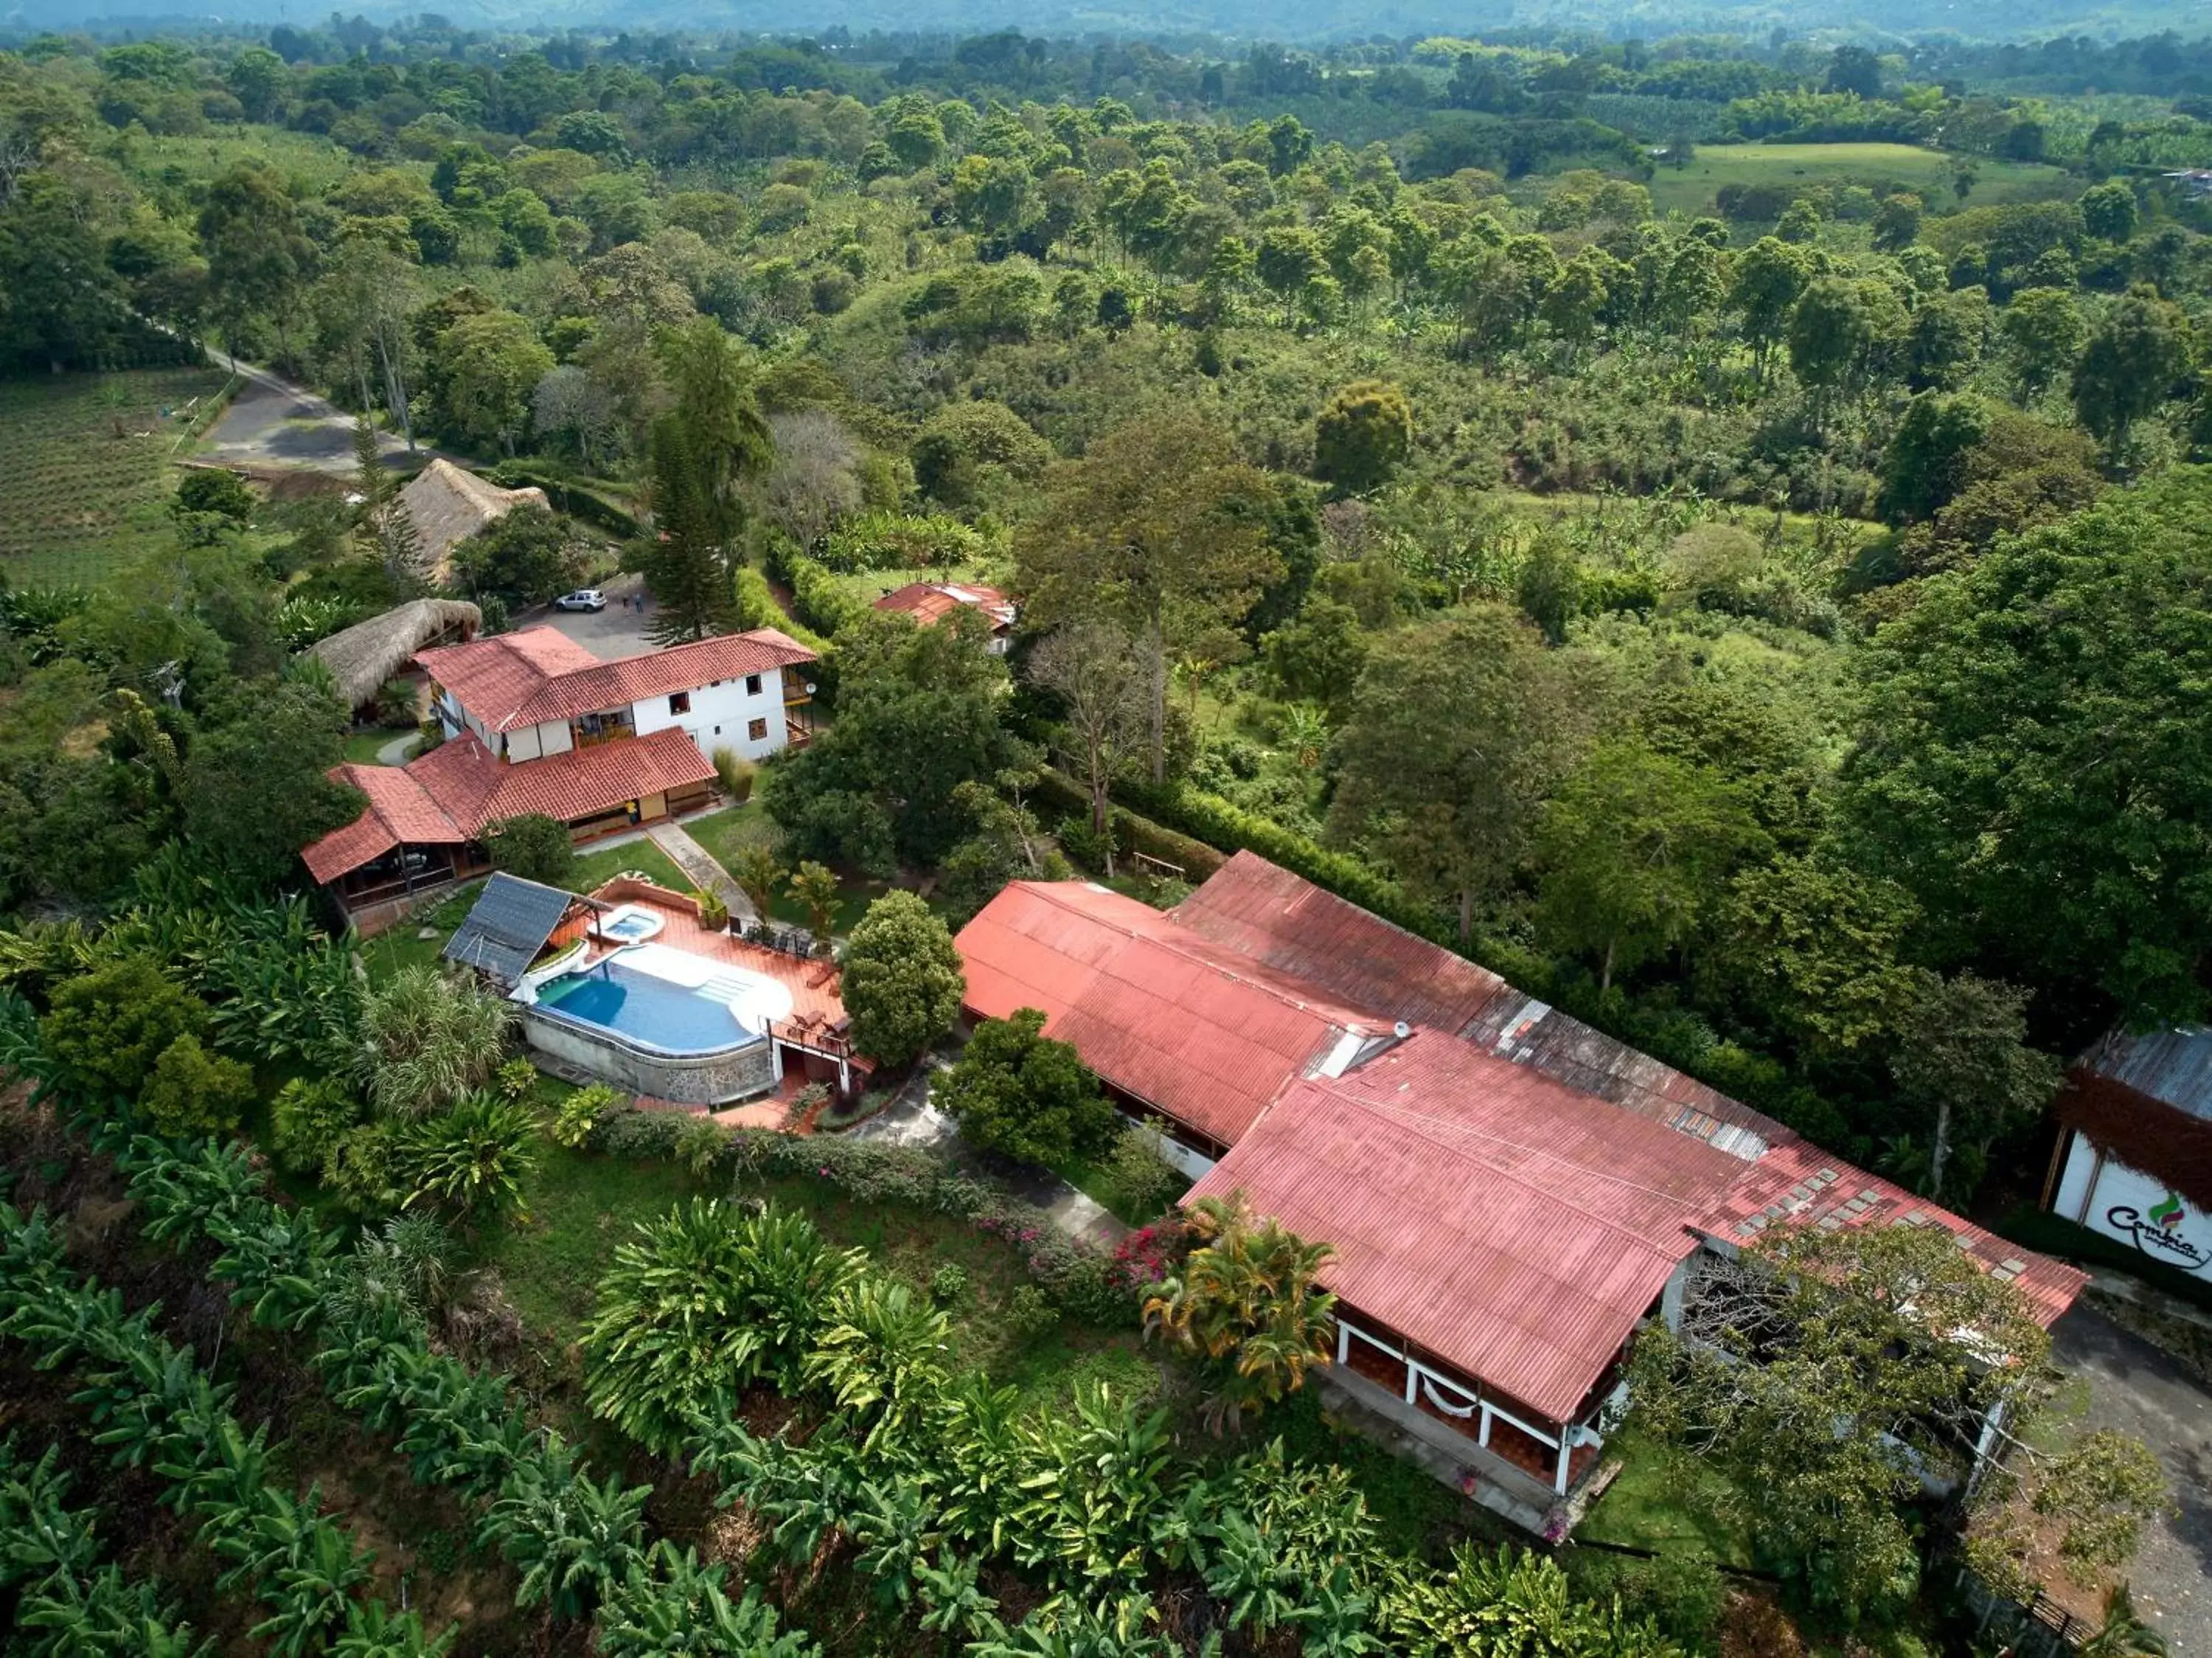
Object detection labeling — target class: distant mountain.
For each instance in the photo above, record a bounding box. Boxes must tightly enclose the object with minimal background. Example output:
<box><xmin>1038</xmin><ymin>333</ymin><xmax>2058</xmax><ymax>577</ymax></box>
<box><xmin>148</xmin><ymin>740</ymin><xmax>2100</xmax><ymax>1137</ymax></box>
<box><xmin>8</xmin><ymin>0</ymin><xmax>2205</xmax><ymax>43</ymax></box>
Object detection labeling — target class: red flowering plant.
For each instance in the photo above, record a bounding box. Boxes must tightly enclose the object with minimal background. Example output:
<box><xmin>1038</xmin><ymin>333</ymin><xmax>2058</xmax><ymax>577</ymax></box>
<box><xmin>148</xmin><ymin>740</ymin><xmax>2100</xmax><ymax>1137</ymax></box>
<box><xmin>1109</xmin><ymin>1212</ymin><xmax>1194</xmax><ymax>1292</ymax></box>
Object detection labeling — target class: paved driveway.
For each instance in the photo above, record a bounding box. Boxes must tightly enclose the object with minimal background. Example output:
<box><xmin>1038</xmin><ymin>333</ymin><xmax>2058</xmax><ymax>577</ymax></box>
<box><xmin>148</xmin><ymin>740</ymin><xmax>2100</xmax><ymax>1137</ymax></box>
<box><xmin>526</xmin><ymin>572</ymin><xmax>655</xmax><ymax>660</ymax></box>
<box><xmin>198</xmin><ymin>358</ymin><xmax>411</xmax><ymax>475</ymax></box>
<box><xmin>2050</xmin><ymin>1305</ymin><xmax>2211</xmax><ymax>1648</ymax></box>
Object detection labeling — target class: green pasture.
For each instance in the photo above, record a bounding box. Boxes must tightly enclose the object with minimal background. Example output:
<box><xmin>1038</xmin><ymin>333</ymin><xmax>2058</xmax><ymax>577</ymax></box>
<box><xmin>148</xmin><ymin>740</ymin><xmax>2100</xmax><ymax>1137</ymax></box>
<box><xmin>1646</xmin><ymin>142</ymin><xmax>2075</xmax><ymax>221</ymax></box>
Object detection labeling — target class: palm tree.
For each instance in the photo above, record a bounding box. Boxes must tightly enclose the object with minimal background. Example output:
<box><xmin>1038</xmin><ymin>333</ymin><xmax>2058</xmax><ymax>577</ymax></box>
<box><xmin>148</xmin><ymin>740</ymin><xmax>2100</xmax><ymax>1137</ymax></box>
<box><xmin>729</xmin><ymin>843</ymin><xmax>785</xmax><ymax>924</ymax></box>
<box><xmin>786</xmin><ymin>861</ymin><xmax>842</xmax><ymax>942</ymax></box>
<box><xmin>2079</xmin><ymin>1584</ymin><xmax>2168</xmax><ymax>1658</ymax></box>
<box><xmin>1143</xmin><ymin>1190</ymin><xmax>1338</xmax><ymax>1432</ymax></box>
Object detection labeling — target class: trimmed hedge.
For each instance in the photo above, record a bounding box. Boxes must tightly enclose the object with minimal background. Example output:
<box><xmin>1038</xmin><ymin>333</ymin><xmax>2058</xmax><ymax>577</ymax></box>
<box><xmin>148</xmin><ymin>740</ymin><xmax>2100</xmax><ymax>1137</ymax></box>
<box><xmin>762</xmin><ymin>540</ymin><xmax>871</xmax><ymax>639</ymax></box>
<box><xmin>1032</xmin><ymin>769</ymin><xmax>1225</xmax><ymax>882</ymax></box>
<box><xmin>483</xmin><ymin>462</ymin><xmax>641</xmax><ymax>538</ymax></box>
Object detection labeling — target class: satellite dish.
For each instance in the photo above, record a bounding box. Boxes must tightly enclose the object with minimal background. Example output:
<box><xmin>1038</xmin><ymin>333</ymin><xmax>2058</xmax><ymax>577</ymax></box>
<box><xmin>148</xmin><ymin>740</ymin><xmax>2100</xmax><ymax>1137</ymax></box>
<box><xmin>1393</xmin><ymin>1021</ymin><xmax>1411</xmax><ymax>1040</ymax></box>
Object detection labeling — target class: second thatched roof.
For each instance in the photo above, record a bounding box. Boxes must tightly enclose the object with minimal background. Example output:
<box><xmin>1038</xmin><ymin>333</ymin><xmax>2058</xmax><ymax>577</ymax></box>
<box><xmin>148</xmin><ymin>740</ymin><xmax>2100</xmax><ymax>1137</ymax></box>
<box><xmin>306</xmin><ymin>597</ymin><xmax>482</xmax><ymax>710</ymax></box>
<box><xmin>400</xmin><ymin>459</ymin><xmax>549</xmax><ymax>577</ymax></box>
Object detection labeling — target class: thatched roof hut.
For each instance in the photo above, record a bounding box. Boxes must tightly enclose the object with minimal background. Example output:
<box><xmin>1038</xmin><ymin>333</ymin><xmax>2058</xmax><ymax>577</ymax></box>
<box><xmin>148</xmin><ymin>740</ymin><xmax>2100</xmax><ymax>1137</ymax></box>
<box><xmin>306</xmin><ymin>597</ymin><xmax>481</xmax><ymax>713</ymax></box>
<box><xmin>400</xmin><ymin>459</ymin><xmax>549</xmax><ymax>578</ymax></box>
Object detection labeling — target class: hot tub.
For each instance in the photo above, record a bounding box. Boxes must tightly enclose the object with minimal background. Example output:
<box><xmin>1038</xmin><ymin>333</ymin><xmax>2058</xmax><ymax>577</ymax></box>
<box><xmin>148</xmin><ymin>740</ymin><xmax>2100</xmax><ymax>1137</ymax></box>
<box><xmin>595</xmin><ymin>903</ymin><xmax>665</xmax><ymax>945</ymax></box>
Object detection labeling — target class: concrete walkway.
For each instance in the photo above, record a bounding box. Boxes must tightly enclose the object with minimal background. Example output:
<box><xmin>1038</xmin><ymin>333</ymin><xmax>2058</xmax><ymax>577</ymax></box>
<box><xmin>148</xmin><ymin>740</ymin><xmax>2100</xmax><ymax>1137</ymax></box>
<box><xmin>846</xmin><ymin>1060</ymin><xmax>1132</xmax><ymax>1252</ymax></box>
<box><xmin>374</xmin><ymin>730</ymin><xmax>419</xmax><ymax>766</ymax></box>
<box><xmin>2050</xmin><ymin>1305</ymin><xmax>2212</xmax><ymax>1651</ymax></box>
<box><xmin>644</xmin><ymin>817</ymin><xmax>756</xmax><ymax>922</ymax></box>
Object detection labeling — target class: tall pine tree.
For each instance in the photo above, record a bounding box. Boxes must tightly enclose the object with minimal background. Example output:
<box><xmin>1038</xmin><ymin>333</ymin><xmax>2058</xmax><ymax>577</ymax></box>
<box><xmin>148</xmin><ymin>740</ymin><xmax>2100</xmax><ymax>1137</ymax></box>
<box><xmin>352</xmin><ymin>419</ymin><xmax>427</xmax><ymax>596</ymax></box>
<box><xmin>641</xmin><ymin>319</ymin><xmax>773</xmax><ymax>644</ymax></box>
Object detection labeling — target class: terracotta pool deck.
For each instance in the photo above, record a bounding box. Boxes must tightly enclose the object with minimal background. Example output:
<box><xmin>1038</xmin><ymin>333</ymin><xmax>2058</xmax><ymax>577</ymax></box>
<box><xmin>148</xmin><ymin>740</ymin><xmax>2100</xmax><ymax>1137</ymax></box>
<box><xmin>570</xmin><ymin>878</ymin><xmax>871</xmax><ymax>1122</ymax></box>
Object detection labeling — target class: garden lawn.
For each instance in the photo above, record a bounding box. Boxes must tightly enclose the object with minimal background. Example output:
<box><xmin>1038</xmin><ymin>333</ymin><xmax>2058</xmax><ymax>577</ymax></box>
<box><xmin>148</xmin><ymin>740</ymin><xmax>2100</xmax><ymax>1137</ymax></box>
<box><xmin>341</xmin><ymin>726</ymin><xmax>417</xmax><ymax>764</ymax></box>
<box><xmin>684</xmin><ymin>804</ymin><xmax>940</xmax><ymax>934</ymax></box>
<box><xmin>356</xmin><ymin>881</ymin><xmax>482</xmax><ymax>984</ymax></box>
<box><xmin>1644</xmin><ymin>142</ymin><xmax>2073</xmax><ymax>221</ymax></box>
<box><xmin>568</xmin><ymin>834</ymin><xmax>692</xmax><ymax>896</ymax></box>
<box><xmin>0</xmin><ymin>366</ymin><xmax>232</xmax><ymax>586</ymax></box>
<box><xmin>1571</xmin><ymin>1432</ymin><xmax>1755</xmax><ymax>1567</ymax></box>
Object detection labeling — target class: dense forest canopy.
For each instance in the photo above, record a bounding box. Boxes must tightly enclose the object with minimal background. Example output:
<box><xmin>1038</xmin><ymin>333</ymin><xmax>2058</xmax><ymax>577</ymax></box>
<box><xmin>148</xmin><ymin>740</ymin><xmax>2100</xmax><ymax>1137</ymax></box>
<box><xmin>0</xmin><ymin>7</ymin><xmax>2205</xmax><ymax>1652</ymax></box>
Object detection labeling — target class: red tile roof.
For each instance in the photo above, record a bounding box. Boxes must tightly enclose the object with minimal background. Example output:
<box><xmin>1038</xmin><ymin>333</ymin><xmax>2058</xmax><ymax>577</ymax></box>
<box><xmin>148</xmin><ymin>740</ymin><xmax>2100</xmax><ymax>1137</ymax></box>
<box><xmin>954</xmin><ymin>881</ymin><xmax>1388</xmax><ymax>1147</ymax></box>
<box><xmin>301</xmin><ymin>729</ymin><xmax>714</xmax><ymax>883</ymax></box>
<box><xmin>874</xmin><ymin>582</ymin><xmax>1016</xmax><ymax>631</ymax></box>
<box><xmin>300</xmin><ymin>765</ymin><xmax>468</xmax><ymax>884</ymax></box>
<box><xmin>417</xmin><ymin>626</ymin><xmax>817</xmax><ymax>733</ymax></box>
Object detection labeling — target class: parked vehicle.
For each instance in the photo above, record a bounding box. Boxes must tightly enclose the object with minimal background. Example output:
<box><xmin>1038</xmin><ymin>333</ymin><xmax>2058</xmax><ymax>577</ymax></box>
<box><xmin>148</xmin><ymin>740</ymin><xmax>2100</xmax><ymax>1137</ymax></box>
<box><xmin>553</xmin><ymin>589</ymin><xmax>606</xmax><ymax>612</ymax></box>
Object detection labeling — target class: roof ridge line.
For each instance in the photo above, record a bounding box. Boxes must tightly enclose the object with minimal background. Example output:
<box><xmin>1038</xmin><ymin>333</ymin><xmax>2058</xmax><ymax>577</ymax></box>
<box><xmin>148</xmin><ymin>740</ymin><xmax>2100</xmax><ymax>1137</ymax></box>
<box><xmin>1289</xmin><ymin>1072</ymin><xmax>1709</xmax><ymax>1255</ymax></box>
<box><xmin>1018</xmin><ymin>881</ymin><xmax>1382</xmax><ymax>1031</ymax></box>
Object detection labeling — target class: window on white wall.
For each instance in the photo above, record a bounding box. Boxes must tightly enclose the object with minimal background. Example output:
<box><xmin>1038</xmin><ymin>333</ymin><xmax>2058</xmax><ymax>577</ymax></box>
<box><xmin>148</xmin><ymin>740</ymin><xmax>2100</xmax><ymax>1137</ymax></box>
<box><xmin>745</xmin><ymin>673</ymin><xmax>762</xmax><ymax>696</ymax></box>
<box><xmin>669</xmin><ymin>692</ymin><xmax>691</xmax><ymax>715</ymax></box>
<box><xmin>747</xmin><ymin>718</ymin><xmax>768</xmax><ymax>740</ymax></box>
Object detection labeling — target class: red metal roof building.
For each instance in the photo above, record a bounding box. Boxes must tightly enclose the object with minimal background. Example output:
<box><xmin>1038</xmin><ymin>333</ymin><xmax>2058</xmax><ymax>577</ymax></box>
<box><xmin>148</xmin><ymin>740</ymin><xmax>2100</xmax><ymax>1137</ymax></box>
<box><xmin>953</xmin><ymin>854</ymin><xmax>2086</xmax><ymax>1523</ymax></box>
<box><xmin>873</xmin><ymin>582</ymin><xmax>1018</xmax><ymax>651</ymax></box>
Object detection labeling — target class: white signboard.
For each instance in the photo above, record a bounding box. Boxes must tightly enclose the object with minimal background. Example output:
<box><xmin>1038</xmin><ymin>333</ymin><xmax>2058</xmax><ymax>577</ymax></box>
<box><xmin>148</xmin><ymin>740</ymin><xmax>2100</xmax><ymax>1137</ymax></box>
<box><xmin>2051</xmin><ymin>1134</ymin><xmax>2212</xmax><ymax>1275</ymax></box>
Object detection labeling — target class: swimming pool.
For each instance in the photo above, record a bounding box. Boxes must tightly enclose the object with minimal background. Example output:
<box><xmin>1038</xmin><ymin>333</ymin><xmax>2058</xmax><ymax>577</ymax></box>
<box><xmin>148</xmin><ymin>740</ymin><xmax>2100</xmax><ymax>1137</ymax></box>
<box><xmin>537</xmin><ymin>959</ymin><xmax>745</xmax><ymax>1054</ymax></box>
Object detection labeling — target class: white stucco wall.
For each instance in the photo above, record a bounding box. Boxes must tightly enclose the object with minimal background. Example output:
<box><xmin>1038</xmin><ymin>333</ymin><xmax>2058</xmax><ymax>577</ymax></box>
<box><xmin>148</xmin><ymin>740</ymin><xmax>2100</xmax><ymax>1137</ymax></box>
<box><xmin>2052</xmin><ymin>1131</ymin><xmax>2212</xmax><ymax>1277</ymax></box>
<box><xmin>630</xmin><ymin>666</ymin><xmax>798</xmax><ymax>763</ymax></box>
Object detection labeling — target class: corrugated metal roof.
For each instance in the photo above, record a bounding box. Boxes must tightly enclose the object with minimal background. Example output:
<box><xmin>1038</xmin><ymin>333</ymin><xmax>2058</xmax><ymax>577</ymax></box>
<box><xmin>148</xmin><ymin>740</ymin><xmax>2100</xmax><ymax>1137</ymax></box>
<box><xmin>955</xmin><ymin>881</ymin><xmax>1385</xmax><ymax>1147</ymax></box>
<box><xmin>442</xmin><ymin>873</ymin><xmax>579</xmax><ymax>985</ymax></box>
<box><xmin>2079</xmin><ymin>1027</ymin><xmax>2212</xmax><ymax>1123</ymax></box>
<box><xmin>1175</xmin><ymin>851</ymin><xmax>1511</xmax><ymax>1033</ymax></box>
<box><xmin>956</xmin><ymin>859</ymin><xmax>2087</xmax><ymax>1418</ymax></box>
<box><xmin>1188</xmin><ymin>1061</ymin><xmax>1704</xmax><ymax>1424</ymax></box>
<box><xmin>1175</xmin><ymin>854</ymin><xmax>1774</xmax><ymax>1158</ymax></box>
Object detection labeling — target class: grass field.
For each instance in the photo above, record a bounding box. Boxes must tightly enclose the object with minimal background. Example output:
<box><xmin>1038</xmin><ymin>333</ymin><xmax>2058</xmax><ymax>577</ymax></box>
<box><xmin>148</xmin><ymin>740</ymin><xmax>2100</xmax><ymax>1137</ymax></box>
<box><xmin>0</xmin><ymin>367</ymin><xmax>232</xmax><ymax>586</ymax></box>
<box><xmin>1646</xmin><ymin>142</ymin><xmax>2074</xmax><ymax>221</ymax></box>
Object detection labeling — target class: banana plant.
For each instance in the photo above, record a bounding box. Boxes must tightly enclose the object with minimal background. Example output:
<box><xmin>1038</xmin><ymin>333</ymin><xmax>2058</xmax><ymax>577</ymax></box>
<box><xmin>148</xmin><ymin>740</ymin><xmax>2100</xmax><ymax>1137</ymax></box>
<box><xmin>914</xmin><ymin>1550</ymin><xmax>999</xmax><ymax>1640</ymax></box>
<box><xmin>330</xmin><ymin>1600</ymin><xmax>459</xmax><ymax>1657</ymax></box>
<box><xmin>217</xmin><ymin>1486</ymin><xmax>375</xmax><ymax>1658</ymax></box>
<box><xmin>16</xmin><ymin>1563</ymin><xmax>210</xmax><ymax>1658</ymax></box>
<box><xmin>479</xmin><ymin>1431</ymin><xmax>648</xmax><ymax>1623</ymax></box>
<box><xmin>595</xmin><ymin>1541</ymin><xmax>818</xmax><ymax>1658</ymax></box>
<box><xmin>1203</xmin><ymin>1513</ymin><xmax>1300</xmax><ymax>1640</ymax></box>
<box><xmin>801</xmin><ymin>1277</ymin><xmax>950</xmax><ymax>1457</ymax></box>
<box><xmin>0</xmin><ymin>1442</ymin><xmax>101</xmax><ymax>1592</ymax></box>
<box><xmin>844</xmin><ymin>1475</ymin><xmax>933</xmax><ymax>1609</ymax></box>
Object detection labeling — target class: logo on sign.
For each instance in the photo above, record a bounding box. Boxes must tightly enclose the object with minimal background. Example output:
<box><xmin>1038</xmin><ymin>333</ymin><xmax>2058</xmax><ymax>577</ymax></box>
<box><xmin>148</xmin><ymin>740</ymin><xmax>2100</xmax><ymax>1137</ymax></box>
<box><xmin>2107</xmin><ymin>1191</ymin><xmax>2210</xmax><ymax>1272</ymax></box>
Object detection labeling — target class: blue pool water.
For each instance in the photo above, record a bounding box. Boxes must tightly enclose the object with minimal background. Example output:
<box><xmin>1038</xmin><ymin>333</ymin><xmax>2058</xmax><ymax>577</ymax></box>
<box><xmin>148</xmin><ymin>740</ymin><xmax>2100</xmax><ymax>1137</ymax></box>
<box><xmin>538</xmin><ymin>960</ymin><xmax>742</xmax><ymax>1052</ymax></box>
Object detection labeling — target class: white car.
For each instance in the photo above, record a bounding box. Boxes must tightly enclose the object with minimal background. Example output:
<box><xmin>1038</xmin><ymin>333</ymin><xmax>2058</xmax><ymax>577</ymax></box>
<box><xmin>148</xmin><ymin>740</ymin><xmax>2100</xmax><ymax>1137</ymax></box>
<box><xmin>553</xmin><ymin>589</ymin><xmax>606</xmax><ymax>612</ymax></box>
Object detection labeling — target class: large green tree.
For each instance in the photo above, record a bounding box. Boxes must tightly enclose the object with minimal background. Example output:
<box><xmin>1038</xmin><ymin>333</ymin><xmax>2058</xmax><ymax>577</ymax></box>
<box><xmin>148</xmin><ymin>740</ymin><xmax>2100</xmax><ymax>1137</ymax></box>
<box><xmin>935</xmin><ymin>1008</ymin><xmax>1115</xmax><ymax>1168</ymax></box>
<box><xmin>839</xmin><ymin>892</ymin><xmax>964</xmax><ymax>1069</ymax></box>
<box><xmin>1018</xmin><ymin>414</ymin><xmax>1280</xmax><ymax>783</ymax></box>
<box><xmin>1843</xmin><ymin>466</ymin><xmax>2212</xmax><ymax>1024</ymax></box>
<box><xmin>1533</xmin><ymin>738</ymin><xmax>1765</xmax><ymax>993</ymax></box>
<box><xmin>179</xmin><ymin>674</ymin><xmax>361</xmax><ymax>889</ymax></box>
<box><xmin>2071</xmin><ymin>291</ymin><xmax>2191</xmax><ymax>459</ymax></box>
<box><xmin>759</xmin><ymin>608</ymin><xmax>1020</xmax><ymax>872</ymax></box>
<box><xmin>641</xmin><ymin>319</ymin><xmax>773</xmax><ymax>644</ymax></box>
<box><xmin>198</xmin><ymin>161</ymin><xmax>315</xmax><ymax>366</ymax></box>
<box><xmin>1326</xmin><ymin>606</ymin><xmax>1579</xmax><ymax>943</ymax></box>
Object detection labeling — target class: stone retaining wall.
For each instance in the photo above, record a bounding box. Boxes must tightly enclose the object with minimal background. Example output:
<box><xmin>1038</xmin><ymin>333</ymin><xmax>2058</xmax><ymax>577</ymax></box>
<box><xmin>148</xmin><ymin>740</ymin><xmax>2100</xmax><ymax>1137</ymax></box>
<box><xmin>522</xmin><ymin>1007</ymin><xmax>775</xmax><ymax>1106</ymax></box>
